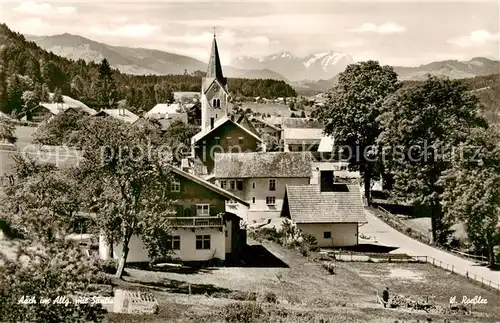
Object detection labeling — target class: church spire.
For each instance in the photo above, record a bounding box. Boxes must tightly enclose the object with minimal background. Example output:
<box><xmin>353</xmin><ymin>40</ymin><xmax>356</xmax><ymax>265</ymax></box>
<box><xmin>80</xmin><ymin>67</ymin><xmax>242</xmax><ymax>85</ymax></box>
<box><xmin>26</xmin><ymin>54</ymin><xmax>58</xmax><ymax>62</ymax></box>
<box><xmin>206</xmin><ymin>28</ymin><xmax>226</xmax><ymax>85</ymax></box>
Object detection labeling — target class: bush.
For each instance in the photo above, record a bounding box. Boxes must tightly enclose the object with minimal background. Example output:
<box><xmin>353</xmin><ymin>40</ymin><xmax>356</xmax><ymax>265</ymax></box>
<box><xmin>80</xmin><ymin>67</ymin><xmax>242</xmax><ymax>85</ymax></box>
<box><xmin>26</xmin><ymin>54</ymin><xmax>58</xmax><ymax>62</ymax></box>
<box><xmin>262</xmin><ymin>291</ymin><xmax>277</xmax><ymax>304</ymax></box>
<box><xmin>0</xmin><ymin>243</ymin><xmax>106</xmax><ymax>323</ymax></box>
<box><xmin>97</xmin><ymin>258</ymin><xmax>117</xmax><ymax>275</ymax></box>
<box><xmin>222</xmin><ymin>302</ymin><xmax>264</xmax><ymax>323</ymax></box>
<box><xmin>228</xmin><ymin>291</ymin><xmax>257</xmax><ymax>301</ymax></box>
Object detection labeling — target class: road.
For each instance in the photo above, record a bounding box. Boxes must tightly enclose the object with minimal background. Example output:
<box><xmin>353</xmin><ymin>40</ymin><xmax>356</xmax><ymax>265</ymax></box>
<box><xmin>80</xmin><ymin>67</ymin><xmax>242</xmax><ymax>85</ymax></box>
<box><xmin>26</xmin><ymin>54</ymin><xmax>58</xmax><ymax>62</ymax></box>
<box><xmin>359</xmin><ymin>209</ymin><xmax>500</xmax><ymax>289</ymax></box>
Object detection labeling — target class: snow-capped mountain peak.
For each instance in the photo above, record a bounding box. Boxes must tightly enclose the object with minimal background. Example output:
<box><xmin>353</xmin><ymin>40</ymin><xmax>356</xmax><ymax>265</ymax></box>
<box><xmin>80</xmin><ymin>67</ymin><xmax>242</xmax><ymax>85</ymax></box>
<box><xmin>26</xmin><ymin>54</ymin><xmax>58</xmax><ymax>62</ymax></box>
<box><xmin>231</xmin><ymin>50</ymin><xmax>354</xmax><ymax>81</ymax></box>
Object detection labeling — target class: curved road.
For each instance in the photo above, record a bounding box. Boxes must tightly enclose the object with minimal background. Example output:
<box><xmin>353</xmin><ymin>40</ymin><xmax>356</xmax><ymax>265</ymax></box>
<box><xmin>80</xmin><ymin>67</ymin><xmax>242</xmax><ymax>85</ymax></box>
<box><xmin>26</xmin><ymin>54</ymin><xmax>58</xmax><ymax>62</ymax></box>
<box><xmin>359</xmin><ymin>209</ymin><xmax>500</xmax><ymax>289</ymax></box>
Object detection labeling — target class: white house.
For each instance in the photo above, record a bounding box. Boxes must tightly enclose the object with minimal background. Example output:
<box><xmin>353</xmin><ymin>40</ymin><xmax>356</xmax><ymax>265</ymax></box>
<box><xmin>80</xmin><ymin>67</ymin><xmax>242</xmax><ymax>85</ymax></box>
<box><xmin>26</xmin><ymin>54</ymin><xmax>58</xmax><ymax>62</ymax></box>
<box><xmin>213</xmin><ymin>152</ymin><xmax>312</xmax><ymax>223</ymax></box>
<box><xmin>145</xmin><ymin>103</ymin><xmax>189</xmax><ymax>124</ymax></box>
<box><xmin>94</xmin><ymin>108</ymin><xmax>140</xmax><ymax>124</ymax></box>
<box><xmin>99</xmin><ymin>167</ymin><xmax>249</xmax><ymax>265</ymax></box>
<box><xmin>281</xmin><ymin>170</ymin><xmax>366</xmax><ymax>247</ymax></box>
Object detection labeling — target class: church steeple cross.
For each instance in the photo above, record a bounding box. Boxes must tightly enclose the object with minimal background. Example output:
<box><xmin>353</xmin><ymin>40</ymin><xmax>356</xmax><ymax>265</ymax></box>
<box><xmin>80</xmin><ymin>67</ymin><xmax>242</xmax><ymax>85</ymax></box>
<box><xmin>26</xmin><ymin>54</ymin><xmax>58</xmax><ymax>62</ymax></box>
<box><xmin>213</xmin><ymin>25</ymin><xmax>217</xmax><ymax>38</ymax></box>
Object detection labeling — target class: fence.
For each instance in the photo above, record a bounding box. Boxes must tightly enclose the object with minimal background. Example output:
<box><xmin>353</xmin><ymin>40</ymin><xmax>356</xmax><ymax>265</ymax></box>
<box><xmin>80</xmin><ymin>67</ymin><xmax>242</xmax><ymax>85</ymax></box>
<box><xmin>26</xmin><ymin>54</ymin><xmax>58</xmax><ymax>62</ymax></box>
<box><xmin>373</xmin><ymin>206</ymin><xmax>431</xmax><ymax>244</ymax></box>
<box><xmin>374</xmin><ymin>206</ymin><xmax>491</xmax><ymax>264</ymax></box>
<box><xmin>412</xmin><ymin>255</ymin><xmax>500</xmax><ymax>292</ymax></box>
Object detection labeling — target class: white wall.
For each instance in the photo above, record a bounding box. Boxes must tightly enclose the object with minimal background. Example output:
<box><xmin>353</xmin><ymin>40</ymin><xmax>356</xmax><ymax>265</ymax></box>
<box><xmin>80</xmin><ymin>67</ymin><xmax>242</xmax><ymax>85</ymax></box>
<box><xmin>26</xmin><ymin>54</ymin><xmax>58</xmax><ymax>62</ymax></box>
<box><xmin>297</xmin><ymin>223</ymin><xmax>358</xmax><ymax>247</ymax></box>
<box><xmin>109</xmin><ymin>228</ymin><xmax>227</xmax><ymax>263</ymax></box>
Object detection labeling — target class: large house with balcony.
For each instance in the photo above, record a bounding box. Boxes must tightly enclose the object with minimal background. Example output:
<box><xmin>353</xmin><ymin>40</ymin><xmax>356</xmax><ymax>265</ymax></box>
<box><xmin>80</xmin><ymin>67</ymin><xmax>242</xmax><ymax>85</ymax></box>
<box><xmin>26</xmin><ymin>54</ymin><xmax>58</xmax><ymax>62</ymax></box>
<box><xmin>213</xmin><ymin>152</ymin><xmax>313</xmax><ymax>223</ymax></box>
<box><xmin>100</xmin><ymin>167</ymin><xmax>249</xmax><ymax>265</ymax></box>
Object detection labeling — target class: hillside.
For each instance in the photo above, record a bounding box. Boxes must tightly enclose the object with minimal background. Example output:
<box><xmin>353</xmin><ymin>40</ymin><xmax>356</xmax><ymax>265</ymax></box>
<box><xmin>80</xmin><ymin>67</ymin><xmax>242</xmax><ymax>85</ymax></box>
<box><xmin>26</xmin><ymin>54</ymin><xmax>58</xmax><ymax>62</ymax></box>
<box><xmin>25</xmin><ymin>33</ymin><xmax>288</xmax><ymax>81</ymax></box>
<box><xmin>296</xmin><ymin>58</ymin><xmax>500</xmax><ymax>95</ymax></box>
<box><xmin>0</xmin><ymin>24</ymin><xmax>296</xmax><ymax>116</ymax></box>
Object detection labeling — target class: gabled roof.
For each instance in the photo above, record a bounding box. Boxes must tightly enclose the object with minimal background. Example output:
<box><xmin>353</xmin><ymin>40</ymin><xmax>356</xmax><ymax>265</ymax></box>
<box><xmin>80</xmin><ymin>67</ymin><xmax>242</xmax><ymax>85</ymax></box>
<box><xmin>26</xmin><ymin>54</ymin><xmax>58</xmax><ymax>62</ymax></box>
<box><xmin>214</xmin><ymin>152</ymin><xmax>313</xmax><ymax>178</ymax></box>
<box><xmin>249</xmin><ymin>116</ymin><xmax>281</xmax><ymax>131</ymax></box>
<box><xmin>171</xmin><ymin>167</ymin><xmax>249</xmax><ymax>206</ymax></box>
<box><xmin>281</xmin><ymin>118</ymin><xmax>324</xmax><ymax>129</ymax></box>
<box><xmin>35</xmin><ymin>95</ymin><xmax>97</xmax><ymax>116</ymax></box>
<box><xmin>284</xmin><ymin>184</ymin><xmax>366</xmax><ymax>223</ymax></box>
<box><xmin>95</xmin><ymin>108</ymin><xmax>140</xmax><ymax>124</ymax></box>
<box><xmin>191</xmin><ymin>115</ymin><xmax>261</xmax><ymax>144</ymax></box>
<box><xmin>146</xmin><ymin>103</ymin><xmax>184</xmax><ymax>116</ymax></box>
<box><xmin>206</xmin><ymin>36</ymin><xmax>226</xmax><ymax>86</ymax></box>
<box><xmin>283</xmin><ymin>128</ymin><xmax>324</xmax><ymax>146</ymax></box>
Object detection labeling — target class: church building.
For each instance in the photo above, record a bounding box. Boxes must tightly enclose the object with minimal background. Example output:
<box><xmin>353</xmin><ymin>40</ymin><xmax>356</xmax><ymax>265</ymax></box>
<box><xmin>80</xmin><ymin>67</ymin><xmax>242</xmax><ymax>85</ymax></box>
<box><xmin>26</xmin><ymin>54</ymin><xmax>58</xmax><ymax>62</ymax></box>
<box><xmin>191</xmin><ymin>32</ymin><xmax>261</xmax><ymax>175</ymax></box>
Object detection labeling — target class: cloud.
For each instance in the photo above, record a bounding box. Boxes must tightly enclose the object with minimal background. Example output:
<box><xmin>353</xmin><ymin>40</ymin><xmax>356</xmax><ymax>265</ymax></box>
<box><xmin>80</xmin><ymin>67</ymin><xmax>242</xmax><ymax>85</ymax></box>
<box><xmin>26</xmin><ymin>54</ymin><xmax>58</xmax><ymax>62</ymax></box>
<box><xmin>90</xmin><ymin>24</ymin><xmax>161</xmax><ymax>38</ymax></box>
<box><xmin>350</xmin><ymin>22</ymin><xmax>406</xmax><ymax>34</ymax></box>
<box><xmin>447</xmin><ymin>30</ymin><xmax>500</xmax><ymax>47</ymax></box>
<box><xmin>13</xmin><ymin>1</ymin><xmax>76</xmax><ymax>15</ymax></box>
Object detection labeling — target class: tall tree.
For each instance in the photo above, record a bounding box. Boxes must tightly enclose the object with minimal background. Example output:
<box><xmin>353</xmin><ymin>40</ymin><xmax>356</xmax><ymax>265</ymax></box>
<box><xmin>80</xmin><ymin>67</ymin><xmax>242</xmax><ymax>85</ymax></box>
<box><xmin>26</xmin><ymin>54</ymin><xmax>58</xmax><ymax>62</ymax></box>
<box><xmin>97</xmin><ymin>59</ymin><xmax>118</xmax><ymax>109</ymax></box>
<box><xmin>0</xmin><ymin>117</ymin><xmax>17</xmax><ymax>144</ymax></box>
<box><xmin>378</xmin><ymin>76</ymin><xmax>488</xmax><ymax>244</ymax></box>
<box><xmin>6</xmin><ymin>75</ymin><xmax>24</xmax><ymax>114</ymax></box>
<box><xmin>317</xmin><ymin>61</ymin><xmax>400</xmax><ymax>204</ymax></box>
<box><xmin>53</xmin><ymin>87</ymin><xmax>64</xmax><ymax>104</ymax></box>
<box><xmin>440</xmin><ymin>128</ymin><xmax>500</xmax><ymax>267</ymax></box>
<box><xmin>75</xmin><ymin>117</ymin><xmax>175</xmax><ymax>278</ymax></box>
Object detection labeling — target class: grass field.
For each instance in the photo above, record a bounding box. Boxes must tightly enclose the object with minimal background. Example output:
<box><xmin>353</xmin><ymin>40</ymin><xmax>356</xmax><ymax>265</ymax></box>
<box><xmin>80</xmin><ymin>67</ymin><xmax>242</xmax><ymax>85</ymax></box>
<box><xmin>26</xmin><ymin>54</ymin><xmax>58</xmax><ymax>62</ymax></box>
<box><xmin>106</xmin><ymin>239</ymin><xmax>500</xmax><ymax>322</ymax></box>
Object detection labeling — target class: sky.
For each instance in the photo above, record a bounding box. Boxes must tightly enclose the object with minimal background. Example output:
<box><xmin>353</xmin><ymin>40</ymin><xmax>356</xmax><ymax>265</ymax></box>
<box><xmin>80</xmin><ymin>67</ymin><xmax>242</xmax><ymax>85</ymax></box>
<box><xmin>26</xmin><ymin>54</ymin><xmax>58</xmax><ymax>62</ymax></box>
<box><xmin>0</xmin><ymin>1</ymin><xmax>499</xmax><ymax>66</ymax></box>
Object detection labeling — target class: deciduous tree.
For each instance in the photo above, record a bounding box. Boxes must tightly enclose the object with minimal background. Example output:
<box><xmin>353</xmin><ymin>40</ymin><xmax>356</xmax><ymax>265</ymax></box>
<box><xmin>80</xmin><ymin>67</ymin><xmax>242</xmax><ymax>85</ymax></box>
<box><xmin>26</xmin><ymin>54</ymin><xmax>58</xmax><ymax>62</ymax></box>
<box><xmin>317</xmin><ymin>61</ymin><xmax>400</xmax><ymax>204</ymax></box>
<box><xmin>378</xmin><ymin>76</ymin><xmax>487</xmax><ymax>244</ymax></box>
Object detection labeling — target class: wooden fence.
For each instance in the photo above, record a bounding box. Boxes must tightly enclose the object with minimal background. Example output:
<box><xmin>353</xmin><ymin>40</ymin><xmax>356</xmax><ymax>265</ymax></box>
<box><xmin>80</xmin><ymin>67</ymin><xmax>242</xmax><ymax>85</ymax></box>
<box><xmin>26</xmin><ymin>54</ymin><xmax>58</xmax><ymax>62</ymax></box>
<box><xmin>412</xmin><ymin>255</ymin><xmax>500</xmax><ymax>292</ymax></box>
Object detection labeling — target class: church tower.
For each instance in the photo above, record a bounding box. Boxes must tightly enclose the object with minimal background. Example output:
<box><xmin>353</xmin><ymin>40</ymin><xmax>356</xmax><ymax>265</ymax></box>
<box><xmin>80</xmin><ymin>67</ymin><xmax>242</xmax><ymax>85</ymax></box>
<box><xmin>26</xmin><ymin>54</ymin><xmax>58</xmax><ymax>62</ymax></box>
<box><xmin>201</xmin><ymin>30</ymin><xmax>229</xmax><ymax>133</ymax></box>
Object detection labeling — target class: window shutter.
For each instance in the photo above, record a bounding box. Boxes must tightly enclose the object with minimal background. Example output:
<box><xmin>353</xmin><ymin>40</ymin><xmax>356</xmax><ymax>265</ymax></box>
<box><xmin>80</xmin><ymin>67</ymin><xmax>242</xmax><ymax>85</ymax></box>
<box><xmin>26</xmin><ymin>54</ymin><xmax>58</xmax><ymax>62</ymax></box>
<box><xmin>176</xmin><ymin>205</ymin><xmax>182</xmax><ymax>216</ymax></box>
<box><xmin>192</xmin><ymin>205</ymin><xmax>197</xmax><ymax>217</ymax></box>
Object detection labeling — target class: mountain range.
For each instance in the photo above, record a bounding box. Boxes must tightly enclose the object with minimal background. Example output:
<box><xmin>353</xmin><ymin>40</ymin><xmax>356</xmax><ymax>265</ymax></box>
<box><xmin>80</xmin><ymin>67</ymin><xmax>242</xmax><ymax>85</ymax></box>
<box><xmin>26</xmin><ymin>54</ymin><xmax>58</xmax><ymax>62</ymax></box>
<box><xmin>25</xmin><ymin>33</ymin><xmax>500</xmax><ymax>91</ymax></box>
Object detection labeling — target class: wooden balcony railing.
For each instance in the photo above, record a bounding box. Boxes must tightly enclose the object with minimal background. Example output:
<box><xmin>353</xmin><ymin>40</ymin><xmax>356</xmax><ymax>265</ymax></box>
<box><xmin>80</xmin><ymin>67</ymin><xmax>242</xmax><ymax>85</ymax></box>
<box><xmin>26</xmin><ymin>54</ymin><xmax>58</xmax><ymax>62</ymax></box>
<box><xmin>166</xmin><ymin>215</ymin><xmax>224</xmax><ymax>228</ymax></box>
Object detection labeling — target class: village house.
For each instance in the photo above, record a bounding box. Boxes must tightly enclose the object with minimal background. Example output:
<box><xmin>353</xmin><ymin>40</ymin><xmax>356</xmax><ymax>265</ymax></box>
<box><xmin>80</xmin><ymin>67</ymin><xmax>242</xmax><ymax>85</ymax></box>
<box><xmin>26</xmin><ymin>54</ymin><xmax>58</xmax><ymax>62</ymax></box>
<box><xmin>94</xmin><ymin>108</ymin><xmax>140</xmax><ymax>124</ymax></box>
<box><xmin>190</xmin><ymin>34</ymin><xmax>261</xmax><ymax>175</ymax></box>
<box><xmin>100</xmin><ymin>167</ymin><xmax>249</xmax><ymax>265</ymax></box>
<box><xmin>25</xmin><ymin>95</ymin><xmax>97</xmax><ymax>122</ymax></box>
<box><xmin>281</xmin><ymin>170</ymin><xmax>366</xmax><ymax>247</ymax></box>
<box><xmin>248</xmin><ymin>116</ymin><xmax>282</xmax><ymax>140</ymax></box>
<box><xmin>145</xmin><ymin>103</ymin><xmax>189</xmax><ymax>124</ymax></box>
<box><xmin>213</xmin><ymin>152</ymin><xmax>312</xmax><ymax>223</ymax></box>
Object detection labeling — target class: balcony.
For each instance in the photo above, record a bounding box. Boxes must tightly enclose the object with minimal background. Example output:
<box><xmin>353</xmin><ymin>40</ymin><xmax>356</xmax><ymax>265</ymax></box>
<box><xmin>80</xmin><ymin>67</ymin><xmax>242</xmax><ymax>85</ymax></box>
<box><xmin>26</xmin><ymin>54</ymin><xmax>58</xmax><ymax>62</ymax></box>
<box><xmin>166</xmin><ymin>215</ymin><xmax>224</xmax><ymax>228</ymax></box>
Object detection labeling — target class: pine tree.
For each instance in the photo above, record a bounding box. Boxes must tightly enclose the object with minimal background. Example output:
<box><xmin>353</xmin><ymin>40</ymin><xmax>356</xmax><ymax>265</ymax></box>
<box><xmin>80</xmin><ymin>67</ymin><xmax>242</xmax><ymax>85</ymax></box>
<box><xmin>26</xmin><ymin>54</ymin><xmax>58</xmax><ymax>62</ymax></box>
<box><xmin>53</xmin><ymin>87</ymin><xmax>64</xmax><ymax>104</ymax></box>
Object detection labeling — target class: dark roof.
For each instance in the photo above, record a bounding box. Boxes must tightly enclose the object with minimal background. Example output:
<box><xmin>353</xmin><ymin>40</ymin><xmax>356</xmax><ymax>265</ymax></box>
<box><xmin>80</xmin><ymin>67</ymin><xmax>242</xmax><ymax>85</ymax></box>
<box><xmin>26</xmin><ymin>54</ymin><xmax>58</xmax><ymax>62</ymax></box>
<box><xmin>281</xmin><ymin>118</ymin><xmax>324</xmax><ymax>129</ymax></box>
<box><xmin>214</xmin><ymin>152</ymin><xmax>313</xmax><ymax>178</ymax></box>
<box><xmin>284</xmin><ymin>184</ymin><xmax>366</xmax><ymax>223</ymax></box>
<box><xmin>191</xmin><ymin>116</ymin><xmax>261</xmax><ymax>144</ymax></box>
<box><xmin>206</xmin><ymin>37</ymin><xmax>226</xmax><ymax>86</ymax></box>
<box><xmin>171</xmin><ymin>167</ymin><xmax>249</xmax><ymax>206</ymax></box>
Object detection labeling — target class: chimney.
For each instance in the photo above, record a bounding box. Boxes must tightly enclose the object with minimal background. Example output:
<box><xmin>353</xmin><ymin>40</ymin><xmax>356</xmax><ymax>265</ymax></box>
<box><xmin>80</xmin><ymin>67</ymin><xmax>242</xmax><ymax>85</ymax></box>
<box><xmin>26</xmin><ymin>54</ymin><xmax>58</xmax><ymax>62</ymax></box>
<box><xmin>320</xmin><ymin>170</ymin><xmax>335</xmax><ymax>192</ymax></box>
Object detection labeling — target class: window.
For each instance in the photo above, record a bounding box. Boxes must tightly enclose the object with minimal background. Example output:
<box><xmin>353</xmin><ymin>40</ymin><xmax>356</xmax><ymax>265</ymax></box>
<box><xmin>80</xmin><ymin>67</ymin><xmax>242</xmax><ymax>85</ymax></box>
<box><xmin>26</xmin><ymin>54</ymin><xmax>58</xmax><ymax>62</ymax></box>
<box><xmin>225</xmin><ymin>231</ymin><xmax>228</xmax><ymax>237</ymax></box>
<box><xmin>236</xmin><ymin>180</ymin><xmax>243</xmax><ymax>191</ymax></box>
<box><xmin>220</xmin><ymin>180</ymin><xmax>227</xmax><ymax>189</ymax></box>
<box><xmin>252</xmin><ymin>182</ymin><xmax>256</xmax><ymax>189</ymax></box>
<box><xmin>183</xmin><ymin>208</ymin><xmax>191</xmax><ymax>217</ymax></box>
<box><xmin>214</xmin><ymin>137</ymin><xmax>220</xmax><ymax>145</ymax></box>
<box><xmin>269</xmin><ymin>179</ymin><xmax>276</xmax><ymax>191</ymax></box>
<box><xmin>196</xmin><ymin>235</ymin><xmax>211</xmax><ymax>249</ymax></box>
<box><xmin>226</xmin><ymin>136</ymin><xmax>232</xmax><ymax>144</ymax></box>
<box><xmin>238</xmin><ymin>137</ymin><xmax>244</xmax><ymax>145</ymax></box>
<box><xmin>252</xmin><ymin>197</ymin><xmax>255</xmax><ymax>204</ymax></box>
<box><xmin>166</xmin><ymin>236</ymin><xmax>181</xmax><ymax>250</ymax></box>
<box><xmin>171</xmin><ymin>180</ymin><xmax>180</xmax><ymax>192</ymax></box>
<box><xmin>217</xmin><ymin>99</ymin><xmax>221</xmax><ymax>108</ymax></box>
<box><xmin>210</xmin><ymin>117</ymin><xmax>214</xmax><ymax>129</ymax></box>
<box><xmin>324</xmin><ymin>232</ymin><xmax>331</xmax><ymax>239</ymax></box>
<box><xmin>196</xmin><ymin>204</ymin><xmax>210</xmax><ymax>216</ymax></box>
<box><xmin>266</xmin><ymin>197</ymin><xmax>276</xmax><ymax>205</ymax></box>
<box><xmin>230</xmin><ymin>180</ymin><xmax>236</xmax><ymax>190</ymax></box>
